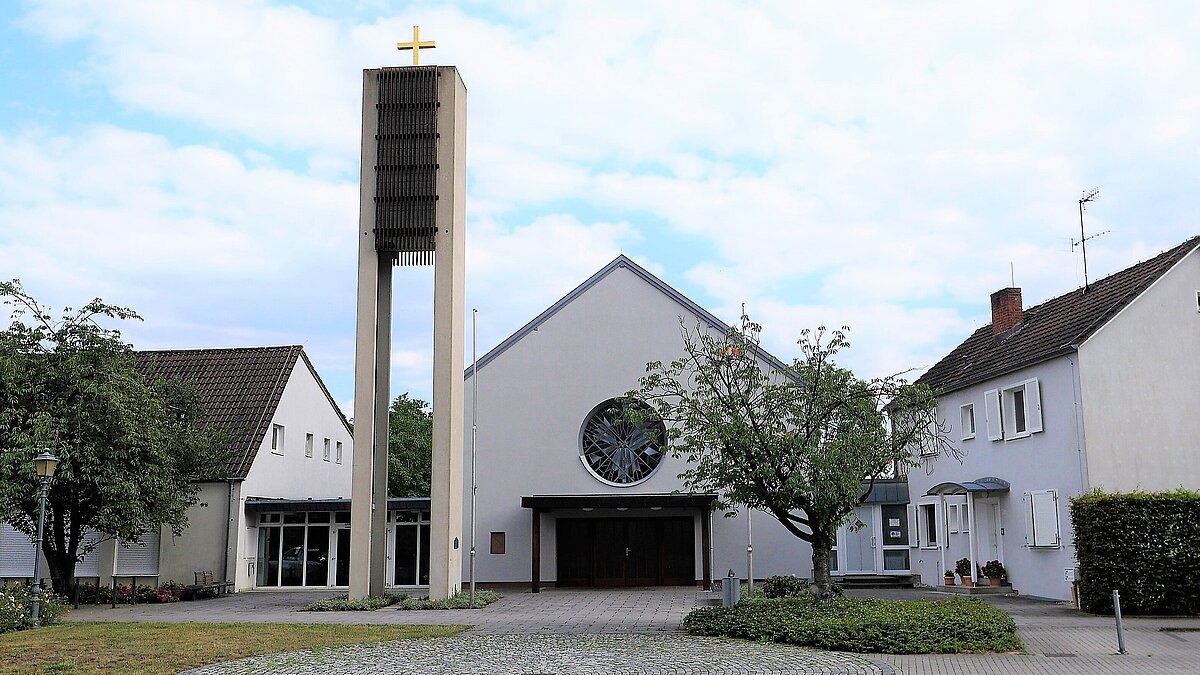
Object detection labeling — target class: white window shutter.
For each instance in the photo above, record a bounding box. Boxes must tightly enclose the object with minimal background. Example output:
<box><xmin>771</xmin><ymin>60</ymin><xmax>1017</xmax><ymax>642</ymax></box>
<box><xmin>0</xmin><ymin>523</ymin><xmax>37</xmax><ymax>577</ymax></box>
<box><xmin>1023</xmin><ymin>492</ymin><xmax>1034</xmax><ymax>547</ymax></box>
<box><xmin>985</xmin><ymin>389</ymin><xmax>1003</xmax><ymax>440</ymax></box>
<box><xmin>1024</xmin><ymin>378</ymin><xmax>1043</xmax><ymax>433</ymax></box>
<box><xmin>1031</xmin><ymin>490</ymin><xmax>1061</xmax><ymax>548</ymax></box>
<box><xmin>116</xmin><ymin>529</ymin><xmax>161</xmax><ymax>576</ymax></box>
<box><xmin>907</xmin><ymin>504</ymin><xmax>918</xmax><ymax>547</ymax></box>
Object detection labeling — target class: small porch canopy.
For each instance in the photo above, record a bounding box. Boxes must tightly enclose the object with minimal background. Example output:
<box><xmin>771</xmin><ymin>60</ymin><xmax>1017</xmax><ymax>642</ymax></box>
<box><xmin>520</xmin><ymin>493</ymin><xmax>719</xmax><ymax>593</ymax></box>
<box><xmin>925</xmin><ymin>477</ymin><xmax>1010</xmax><ymax>497</ymax></box>
<box><xmin>924</xmin><ymin>477</ymin><xmax>1009</xmax><ymax>584</ymax></box>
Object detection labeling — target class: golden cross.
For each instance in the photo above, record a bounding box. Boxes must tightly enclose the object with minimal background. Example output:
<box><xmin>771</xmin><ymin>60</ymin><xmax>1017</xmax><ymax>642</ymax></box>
<box><xmin>397</xmin><ymin>25</ymin><xmax>436</xmax><ymax>65</ymax></box>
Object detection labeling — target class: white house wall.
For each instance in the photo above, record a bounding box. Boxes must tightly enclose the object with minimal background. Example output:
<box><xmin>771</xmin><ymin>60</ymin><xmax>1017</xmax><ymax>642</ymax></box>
<box><xmin>237</xmin><ymin>360</ymin><xmax>354</xmax><ymax>590</ymax></box>
<box><xmin>461</xmin><ymin>263</ymin><xmax>815</xmax><ymax>584</ymax></box>
<box><xmin>907</xmin><ymin>357</ymin><xmax>1087</xmax><ymax>600</ymax></box>
<box><xmin>1077</xmin><ymin>246</ymin><xmax>1200</xmax><ymax>492</ymax></box>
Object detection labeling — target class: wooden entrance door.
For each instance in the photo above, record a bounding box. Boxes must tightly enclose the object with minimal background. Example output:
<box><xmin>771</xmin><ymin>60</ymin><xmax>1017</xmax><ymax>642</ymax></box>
<box><xmin>555</xmin><ymin>517</ymin><xmax>695</xmax><ymax>587</ymax></box>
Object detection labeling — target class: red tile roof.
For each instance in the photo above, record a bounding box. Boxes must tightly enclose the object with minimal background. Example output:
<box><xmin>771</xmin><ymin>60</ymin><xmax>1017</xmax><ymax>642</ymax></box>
<box><xmin>917</xmin><ymin>236</ymin><xmax>1200</xmax><ymax>395</ymax></box>
<box><xmin>135</xmin><ymin>346</ymin><xmax>349</xmax><ymax>480</ymax></box>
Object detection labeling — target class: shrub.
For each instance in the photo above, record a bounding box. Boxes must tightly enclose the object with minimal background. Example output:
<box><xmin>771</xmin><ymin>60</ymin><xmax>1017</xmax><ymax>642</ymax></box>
<box><xmin>760</xmin><ymin>575</ymin><xmax>809</xmax><ymax>599</ymax></box>
<box><xmin>0</xmin><ymin>584</ymin><xmax>68</xmax><ymax>633</ymax></box>
<box><xmin>78</xmin><ymin>582</ymin><xmax>186</xmax><ymax>604</ymax></box>
<box><xmin>954</xmin><ymin>558</ymin><xmax>972</xmax><ymax>577</ymax></box>
<box><xmin>1071</xmin><ymin>488</ymin><xmax>1200</xmax><ymax>615</ymax></box>
<box><xmin>982</xmin><ymin>560</ymin><xmax>1006</xmax><ymax>579</ymax></box>
<box><xmin>302</xmin><ymin>589</ymin><xmax>501</xmax><ymax>612</ymax></box>
<box><xmin>683</xmin><ymin>596</ymin><xmax>1021</xmax><ymax>654</ymax></box>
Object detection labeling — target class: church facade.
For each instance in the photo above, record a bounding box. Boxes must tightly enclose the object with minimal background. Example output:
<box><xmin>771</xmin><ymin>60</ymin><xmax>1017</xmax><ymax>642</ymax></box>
<box><xmin>460</xmin><ymin>255</ymin><xmax>913</xmax><ymax>589</ymax></box>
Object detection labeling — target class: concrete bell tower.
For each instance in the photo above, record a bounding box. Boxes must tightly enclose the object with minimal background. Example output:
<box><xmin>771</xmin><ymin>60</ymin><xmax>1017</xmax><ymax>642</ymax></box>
<box><xmin>350</xmin><ymin>33</ymin><xmax>466</xmax><ymax>600</ymax></box>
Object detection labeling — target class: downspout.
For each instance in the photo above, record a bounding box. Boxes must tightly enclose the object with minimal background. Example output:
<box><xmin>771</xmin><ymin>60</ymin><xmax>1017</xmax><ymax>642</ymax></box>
<box><xmin>1068</xmin><ymin>354</ymin><xmax>1089</xmax><ymax>492</ymax></box>
<box><xmin>222</xmin><ymin>479</ymin><xmax>234</xmax><ymax>588</ymax></box>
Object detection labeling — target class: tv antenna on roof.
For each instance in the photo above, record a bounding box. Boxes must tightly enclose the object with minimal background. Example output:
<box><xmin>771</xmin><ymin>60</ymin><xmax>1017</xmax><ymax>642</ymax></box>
<box><xmin>1073</xmin><ymin>187</ymin><xmax>1108</xmax><ymax>292</ymax></box>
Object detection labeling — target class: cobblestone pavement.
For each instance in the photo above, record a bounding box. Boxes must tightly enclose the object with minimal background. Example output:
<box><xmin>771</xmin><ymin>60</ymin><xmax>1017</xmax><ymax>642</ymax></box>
<box><xmin>182</xmin><ymin>633</ymin><xmax>890</xmax><ymax>675</ymax></box>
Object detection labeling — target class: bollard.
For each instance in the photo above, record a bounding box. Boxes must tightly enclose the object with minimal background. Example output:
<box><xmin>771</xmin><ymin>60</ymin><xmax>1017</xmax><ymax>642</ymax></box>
<box><xmin>721</xmin><ymin>569</ymin><xmax>741</xmax><ymax>607</ymax></box>
<box><xmin>1112</xmin><ymin>589</ymin><xmax>1127</xmax><ymax>655</ymax></box>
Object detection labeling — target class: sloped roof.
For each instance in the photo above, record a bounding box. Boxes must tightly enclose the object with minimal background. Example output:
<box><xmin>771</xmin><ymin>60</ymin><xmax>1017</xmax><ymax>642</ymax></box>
<box><xmin>917</xmin><ymin>235</ymin><xmax>1200</xmax><ymax>395</ymax></box>
<box><xmin>466</xmin><ymin>255</ymin><xmax>791</xmax><ymax>378</ymax></box>
<box><xmin>135</xmin><ymin>346</ymin><xmax>350</xmax><ymax>480</ymax></box>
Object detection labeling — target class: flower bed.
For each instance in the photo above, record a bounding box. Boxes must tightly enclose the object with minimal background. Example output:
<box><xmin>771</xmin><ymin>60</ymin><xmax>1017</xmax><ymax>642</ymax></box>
<box><xmin>0</xmin><ymin>584</ymin><xmax>67</xmax><ymax>633</ymax></box>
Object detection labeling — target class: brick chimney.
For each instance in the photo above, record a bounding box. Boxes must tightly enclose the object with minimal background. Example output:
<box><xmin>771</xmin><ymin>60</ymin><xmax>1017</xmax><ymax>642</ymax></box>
<box><xmin>990</xmin><ymin>287</ymin><xmax>1023</xmax><ymax>334</ymax></box>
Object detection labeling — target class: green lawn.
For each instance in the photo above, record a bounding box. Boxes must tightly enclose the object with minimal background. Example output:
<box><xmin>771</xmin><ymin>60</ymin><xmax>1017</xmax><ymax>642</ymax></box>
<box><xmin>0</xmin><ymin>622</ymin><xmax>467</xmax><ymax>674</ymax></box>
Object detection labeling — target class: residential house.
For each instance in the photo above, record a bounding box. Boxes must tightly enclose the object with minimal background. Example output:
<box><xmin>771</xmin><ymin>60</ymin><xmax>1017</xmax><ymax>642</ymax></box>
<box><xmin>908</xmin><ymin>235</ymin><xmax>1200</xmax><ymax>600</ymax></box>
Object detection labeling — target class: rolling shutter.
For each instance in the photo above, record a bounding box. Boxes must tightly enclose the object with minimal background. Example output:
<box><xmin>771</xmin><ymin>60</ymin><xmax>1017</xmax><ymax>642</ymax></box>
<box><xmin>0</xmin><ymin>523</ymin><xmax>36</xmax><ymax>578</ymax></box>
<box><xmin>1024</xmin><ymin>378</ymin><xmax>1043</xmax><ymax>433</ymax></box>
<box><xmin>116</xmin><ymin>529</ymin><xmax>161</xmax><ymax>576</ymax></box>
<box><xmin>75</xmin><ymin>531</ymin><xmax>103</xmax><ymax>578</ymax></box>
<box><xmin>984</xmin><ymin>389</ymin><xmax>1003</xmax><ymax>440</ymax></box>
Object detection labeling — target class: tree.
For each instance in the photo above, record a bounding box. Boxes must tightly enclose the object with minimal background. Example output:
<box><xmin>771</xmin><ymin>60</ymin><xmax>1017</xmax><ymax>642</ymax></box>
<box><xmin>387</xmin><ymin>393</ymin><xmax>432</xmax><ymax>498</ymax></box>
<box><xmin>633</xmin><ymin>315</ymin><xmax>956</xmax><ymax>598</ymax></box>
<box><xmin>0</xmin><ymin>280</ymin><xmax>218</xmax><ymax>593</ymax></box>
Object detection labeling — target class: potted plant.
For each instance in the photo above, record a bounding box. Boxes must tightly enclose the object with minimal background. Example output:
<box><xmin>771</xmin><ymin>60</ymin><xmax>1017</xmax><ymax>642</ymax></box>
<box><xmin>943</xmin><ymin>570</ymin><xmax>955</xmax><ymax>586</ymax></box>
<box><xmin>982</xmin><ymin>560</ymin><xmax>1006</xmax><ymax>587</ymax></box>
<box><xmin>955</xmin><ymin>558</ymin><xmax>974</xmax><ymax>588</ymax></box>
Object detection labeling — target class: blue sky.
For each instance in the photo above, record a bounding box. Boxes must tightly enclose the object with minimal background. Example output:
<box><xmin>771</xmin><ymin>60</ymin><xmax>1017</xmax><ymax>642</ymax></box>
<box><xmin>2</xmin><ymin>1</ymin><xmax>1199</xmax><ymax>413</ymax></box>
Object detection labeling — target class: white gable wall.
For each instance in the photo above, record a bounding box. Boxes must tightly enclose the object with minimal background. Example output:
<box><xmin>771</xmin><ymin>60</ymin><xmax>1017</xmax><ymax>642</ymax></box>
<box><xmin>462</xmin><ymin>262</ymin><xmax>813</xmax><ymax>584</ymax></box>
<box><xmin>233</xmin><ymin>357</ymin><xmax>354</xmax><ymax>590</ymax></box>
<box><xmin>1077</xmin><ymin>246</ymin><xmax>1200</xmax><ymax>491</ymax></box>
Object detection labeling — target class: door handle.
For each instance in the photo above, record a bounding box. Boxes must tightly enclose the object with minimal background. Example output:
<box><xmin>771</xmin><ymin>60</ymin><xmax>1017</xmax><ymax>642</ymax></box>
<box><xmin>625</xmin><ymin>548</ymin><xmax>631</xmax><ymax>557</ymax></box>
<box><xmin>871</xmin><ymin>536</ymin><xmax>877</xmax><ymax>548</ymax></box>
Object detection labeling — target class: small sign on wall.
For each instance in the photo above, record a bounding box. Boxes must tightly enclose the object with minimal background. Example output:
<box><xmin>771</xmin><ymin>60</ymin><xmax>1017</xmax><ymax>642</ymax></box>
<box><xmin>889</xmin><ymin>518</ymin><xmax>901</xmax><ymax>526</ymax></box>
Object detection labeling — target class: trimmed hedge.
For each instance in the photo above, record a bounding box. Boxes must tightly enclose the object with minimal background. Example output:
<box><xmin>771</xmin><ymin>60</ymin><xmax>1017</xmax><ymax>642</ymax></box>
<box><xmin>760</xmin><ymin>574</ymin><xmax>810</xmax><ymax>598</ymax></box>
<box><xmin>683</xmin><ymin>596</ymin><xmax>1021</xmax><ymax>654</ymax></box>
<box><xmin>1071</xmin><ymin>489</ymin><xmax>1200</xmax><ymax>615</ymax></box>
<box><xmin>303</xmin><ymin>589</ymin><xmax>501</xmax><ymax>612</ymax></box>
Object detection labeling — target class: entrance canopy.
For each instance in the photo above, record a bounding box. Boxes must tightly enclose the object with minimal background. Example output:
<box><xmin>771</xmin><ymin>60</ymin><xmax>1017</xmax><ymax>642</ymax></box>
<box><xmin>245</xmin><ymin>496</ymin><xmax>430</xmax><ymax>514</ymax></box>
<box><xmin>520</xmin><ymin>493</ymin><xmax>718</xmax><ymax>511</ymax></box>
<box><xmin>925</xmin><ymin>477</ymin><xmax>1010</xmax><ymax>497</ymax></box>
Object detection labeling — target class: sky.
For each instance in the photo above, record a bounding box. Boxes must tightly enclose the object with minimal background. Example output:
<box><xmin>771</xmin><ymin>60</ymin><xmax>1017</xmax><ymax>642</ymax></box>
<box><xmin>2</xmin><ymin>1</ymin><xmax>1198</xmax><ymax>414</ymax></box>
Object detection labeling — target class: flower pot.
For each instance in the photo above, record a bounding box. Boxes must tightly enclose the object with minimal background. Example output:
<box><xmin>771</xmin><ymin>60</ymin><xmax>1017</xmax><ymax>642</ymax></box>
<box><xmin>961</xmin><ymin>577</ymin><xmax>974</xmax><ymax>588</ymax></box>
<box><xmin>944</xmin><ymin>576</ymin><xmax>955</xmax><ymax>586</ymax></box>
<box><xmin>988</xmin><ymin>577</ymin><xmax>1003</xmax><ymax>587</ymax></box>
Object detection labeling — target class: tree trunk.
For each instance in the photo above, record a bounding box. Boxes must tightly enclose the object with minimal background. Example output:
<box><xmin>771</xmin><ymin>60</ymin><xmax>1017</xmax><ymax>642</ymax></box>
<box><xmin>810</xmin><ymin>532</ymin><xmax>837</xmax><ymax>600</ymax></box>
<box><xmin>44</xmin><ymin>545</ymin><xmax>76</xmax><ymax>596</ymax></box>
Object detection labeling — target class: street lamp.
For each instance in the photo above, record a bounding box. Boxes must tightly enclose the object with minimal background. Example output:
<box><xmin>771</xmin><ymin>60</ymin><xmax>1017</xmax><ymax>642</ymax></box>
<box><xmin>31</xmin><ymin>449</ymin><xmax>58</xmax><ymax>625</ymax></box>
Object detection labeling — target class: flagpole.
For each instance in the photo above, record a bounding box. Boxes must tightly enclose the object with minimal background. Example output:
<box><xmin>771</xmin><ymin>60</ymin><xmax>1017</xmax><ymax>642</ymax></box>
<box><xmin>469</xmin><ymin>308</ymin><xmax>478</xmax><ymax>604</ymax></box>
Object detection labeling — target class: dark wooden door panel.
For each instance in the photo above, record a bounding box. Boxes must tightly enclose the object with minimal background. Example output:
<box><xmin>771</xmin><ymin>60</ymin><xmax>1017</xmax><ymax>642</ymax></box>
<box><xmin>625</xmin><ymin>519</ymin><xmax>660</xmax><ymax>586</ymax></box>
<box><xmin>555</xmin><ymin>519</ymin><xmax>593</xmax><ymax>586</ymax></box>
<box><xmin>592</xmin><ymin>519</ymin><xmax>626</xmax><ymax>586</ymax></box>
<box><xmin>661</xmin><ymin>517</ymin><xmax>696</xmax><ymax>585</ymax></box>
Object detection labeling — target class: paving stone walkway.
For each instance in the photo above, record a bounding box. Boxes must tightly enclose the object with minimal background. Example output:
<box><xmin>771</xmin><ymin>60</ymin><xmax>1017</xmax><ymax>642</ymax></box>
<box><xmin>182</xmin><ymin>633</ymin><xmax>889</xmax><ymax>675</ymax></box>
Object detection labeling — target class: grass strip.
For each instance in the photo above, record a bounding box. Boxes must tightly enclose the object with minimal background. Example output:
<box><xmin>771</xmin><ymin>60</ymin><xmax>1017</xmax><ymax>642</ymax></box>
<box><xmin>0</xmin><ymin>621</ymin><xmax>466</xmax><ymax>674</ymax></box>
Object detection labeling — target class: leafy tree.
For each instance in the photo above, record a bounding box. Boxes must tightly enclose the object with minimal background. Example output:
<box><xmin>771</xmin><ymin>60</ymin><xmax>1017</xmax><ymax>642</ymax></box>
<box><xmin>387</xmin><ymin>393</ymin><xmax>432</xmax><ymax>498</ymax></box>
<box><xmin>0</xmin><ymin>280</ymin><xmax>217</xmax><ymax>593</ymax></box>
<box><xmin>633</xmin><ymin>315</ymin><xmax>956</xmax><ymax>598</ymax></box>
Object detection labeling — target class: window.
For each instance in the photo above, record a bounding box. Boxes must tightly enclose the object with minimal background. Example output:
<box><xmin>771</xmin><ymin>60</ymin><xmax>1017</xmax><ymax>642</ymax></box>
<box><xmin>918</xmin><ymin>502</ymin><xmax>940</xmax><ymax>548</ymax></box>
<box><xmin>1002</xmin><ymin>379</ymin><xmax>1042</xmax><ymax>440</ymax></box>
<box><xmin>271</xmin><ymin>425</ymin><xmax>285</xmax><ymax>455</ymax></box>
<box><xmin>335</xmin><ymin>441</ymin><xmax>343</xmax><ymax>464</ymax></box>
<box><xmin>1025</xmin><ymin>489</ymin><xmax>1061</xmax><ymax>548</ymax></box>
<box><xmin>986</xmin><ymin>379</ymin><xmax>1043</xmax><ymax>441</ymax></box>
<box><xmin>304</xmin><ymin>433</ymin><xmax>314</xmax><ymax>458</ymax></box>
<box><xmin>323</xmin><ymin>438</ymin><xmax>331</xmax><ymax>462</ymax></box>
<box><xmin>947</xmin><ymin>503</ymin><xmax>960</xmax><ymax>533</ymax></box>
<box><xmin>490</xmin><ymin>532</ymin><xmax>505</xmax><ymax>555</ymax></box>
<box><xmin>959</xmin><ymin>404</ymin><xmax>976</xmax><ymax>441</ymax></box>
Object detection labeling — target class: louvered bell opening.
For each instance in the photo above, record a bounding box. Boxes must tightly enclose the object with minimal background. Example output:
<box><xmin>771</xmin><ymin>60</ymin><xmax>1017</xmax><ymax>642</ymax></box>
<box><xmin>374</xmin><ymin>66</ymin><xmax>439</xmax><ymax>265</ymax></box>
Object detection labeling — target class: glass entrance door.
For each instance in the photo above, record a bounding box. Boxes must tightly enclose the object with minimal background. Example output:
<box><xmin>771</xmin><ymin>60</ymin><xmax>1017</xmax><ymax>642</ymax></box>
<box><xmin>331</xmin><ymin>526</ymin><xmax>351</xmax><ymax>587</ymax></box>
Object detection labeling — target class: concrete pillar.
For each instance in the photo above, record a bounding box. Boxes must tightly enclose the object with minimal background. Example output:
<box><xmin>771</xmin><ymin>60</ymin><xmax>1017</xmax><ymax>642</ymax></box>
<box><xmin>349</xmin><ymin>69</ymin><xmax>383</xmax><ymax>601</ymax></box>
<box><xmin>428</xmin><ymin>66</ymin><xmax>467</xmax><ymax>600</ymax></box>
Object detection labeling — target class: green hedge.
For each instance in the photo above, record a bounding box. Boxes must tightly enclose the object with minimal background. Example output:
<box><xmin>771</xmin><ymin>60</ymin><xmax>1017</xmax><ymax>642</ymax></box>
<box><xmin>303</xmin><ymin>589</ymin><xmax>501</xmax><ymax>612</ymax></box>
<box><xmin>683</xmin><ymin>596</ymin><xmax>1021</xmax><ymax>654</ymax></box>
<box><xmin>1071</xmin><ymin>489</ymin><xmax>1200</xmax><ymax>615</ymax></box>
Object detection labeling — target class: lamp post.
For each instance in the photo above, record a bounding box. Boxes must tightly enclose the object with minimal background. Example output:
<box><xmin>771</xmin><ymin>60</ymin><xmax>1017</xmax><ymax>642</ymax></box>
<box><xmin>31</xmin><ymin>449</ymin><xmax>58</xmax><ymax>624</ymax></box>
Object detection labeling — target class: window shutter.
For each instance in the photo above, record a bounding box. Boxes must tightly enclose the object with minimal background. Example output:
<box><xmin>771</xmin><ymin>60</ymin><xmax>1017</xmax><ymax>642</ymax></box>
<box><xmin>0</xmin><ymin>523</ymin><xmax>37</xmax><ymax>577</ymax></box>
<box><xmin>1031</xmin><ymin>490</ymin><xmax>1061</xmax><ymax>547</ymax></box>
<box><xmin>985</xmin><ymin>389</ymin><xmax>1003</xmax><ymax>440</ymax></box>
<box><xmin>75</xmin><ymin>530</ymin><xmax>103</xmax><ymax>578</ymax></box>
<box><xmin>1023</xmin><ymin>492</ymin><xmax>1034</xmax><ymax>547</ymax></box>
<box><xmin>1024</xmin><ymin>378</ymin><xmax>1043</xmax><ymax>433</ymax></box>
<box><xmin>116</xmin><ymin>529</ymin><xmax>161</xmax><ymax>576</ymax></box>
<box><xmin>907</xmin><ymin>504</ymin><xmax>918</xmax><ymax>547</ymax></box>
